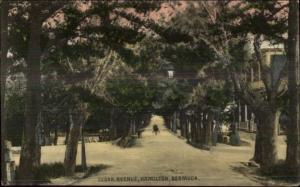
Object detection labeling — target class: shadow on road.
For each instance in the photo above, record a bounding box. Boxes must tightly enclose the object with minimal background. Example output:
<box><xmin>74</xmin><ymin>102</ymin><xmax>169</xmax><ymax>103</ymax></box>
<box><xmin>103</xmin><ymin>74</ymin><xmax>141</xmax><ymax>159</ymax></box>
<box><xmin>230</xmin><ymin>162</ymin><xmax>300</xmax><ymax>186</ymax></box>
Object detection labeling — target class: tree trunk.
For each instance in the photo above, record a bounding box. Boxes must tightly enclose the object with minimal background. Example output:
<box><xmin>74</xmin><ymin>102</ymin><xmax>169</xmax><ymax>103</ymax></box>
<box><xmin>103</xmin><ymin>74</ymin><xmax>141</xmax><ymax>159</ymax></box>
<box><xmin>81</xmin><ymin>126</ymin><xmax>87</xmax><ymax>171</ymax></box>
<box><xmin>34</xmin><ymin>112</ymin><xmax>42</xmax><ymax>164</ymax></box>
<box><xmin>173</xmin><ymin>112</ymin><xmax>177</xmax><ymax>133</ymax></box>
<box><xmin>257</xmin><ymin>110</ymin><xmax>279</xmax><ymax>170</ymax></box>
<box><xmin>185</xmin><ymin>117</ymin><xmax>189</xmax><ymax>139</ymax></box>
<box><xmin>286</xmin><ymin>0</ymin><xmax>300</xmax><ymax>175</ymax></box>
<box><xmin>204</xmin><ymin>112</ymin><xmax>213</xmax><ymax>147</ymax></box>
<box><xmin>196</xmin><ymin>112</ymin><xmax>202</xmax><ymax>143</ymax></box>
<box><xmin>168</xmin><ymin>115</ymin><xmax>172</xmax><ymax>130</ymax></box>
<box><xmin>128</xmin><ymin>119</ymin><xmax>132</xmax><ymax>136</ymax></box>
<box><xmin>193</xmin><ymin>115</ymin><xmax>197</xmax><ymax>143</ymax></box>
<box><xmin>194</xmin><ymin>115</ymin><xmax>198</xmax><ymax>143</ymax></box>
<box><xmin>186</xmin><ymin>117</ymin><xmax>190</xmax><ymax>142</ymax></box>
<box><xmin>133</xmin><ymin>118</ymin><xmax>136</xmax><ymax>135</ymax></box>
<box><xmin>123</xmin><ymin>117</ymin><xmax>130</xmax><ymax>136</ymax></box>
<box><xmin>109</xmin><ymin>107</ymin><xmax>116</xmax><ymax>140</ymax></box>
<box><xmin>1</xmin><ymin>0</ymin><xmax>9</xmax><ymax>183</ymax></box>
<box><xmin>54</xmin><ymin>125</ymin><xmax>58</xmax><ymax>146</ymax></box>
<box><xmin>44</xmin><ymin>122</ymin><xmax>51</xmax><ymax>146</ymax></box>
<box><xmin>65</xmin><ymin>121</ymin><xmax>70</xmax><ymax>145</ymax></box>
<box><xmin>18</xmin><ymin>7</ymin><xmax>42</xmax><ymax>182</ymax></box>
<box><xmin>146</xmin><ymin>113</ymin><xmax>152</xmax><ymax>127</ymax></box>
<box><xmin>190</xmin><ymin>115</ymin><xmax>195</xmax><ymax>143</ymax></box>
<box><xmin>172</xmin><ymin>114</ymin><xmax>175</xmax><ymax>132</ymax></box>
<box><xmin>253</xmin><ymin>122</ymin><xmax>262</xmax><ymax>164</ymax></box>
<box><xmin>64</xmin><ymin>108</ymin><xmax>83</xmax><ymax>176</ymax></box>
<box><xmin>182</xmin><ymin>113</ymin><xmax>188</xmax><ymax>138</ymax></box>
<box><xmin>195</xmin><ymin>117</ymin><xmax>201</xmax><ymax>143</ymax></box>
<box><xmin>200</xmin><ymin>112</ymin><xmax>206</xmax><ymax>144</ymax></box>
<box><xmin>164</xmin><ymin>116</ymin><xmax>170</xmax><ymax>129</ymax></box>
<box><xmin>180</xmin><ymin>111</ymin><xmax>185</xmax><ymax>137</ymax></box>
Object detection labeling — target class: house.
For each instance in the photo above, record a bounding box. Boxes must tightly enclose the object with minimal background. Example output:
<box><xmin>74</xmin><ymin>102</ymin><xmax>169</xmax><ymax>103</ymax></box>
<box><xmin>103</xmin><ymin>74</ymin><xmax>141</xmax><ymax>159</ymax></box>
<box><xmin>238</xmin><ymin>40</ymin><xmax>287</xmax><ymax>133</ymax></box>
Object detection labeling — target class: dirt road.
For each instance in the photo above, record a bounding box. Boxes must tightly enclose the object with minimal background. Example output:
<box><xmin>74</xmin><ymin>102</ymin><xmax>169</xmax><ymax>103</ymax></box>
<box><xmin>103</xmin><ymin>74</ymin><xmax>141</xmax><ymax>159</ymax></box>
<box><xmin>12</xmin><ymin>116</ymin><xmax>292</xmax><ymax>185</ymax></box>
<box><xmin>51</xmin><ymin>116</ymin><xmax>263</xmax><ymax>186</ymax></box>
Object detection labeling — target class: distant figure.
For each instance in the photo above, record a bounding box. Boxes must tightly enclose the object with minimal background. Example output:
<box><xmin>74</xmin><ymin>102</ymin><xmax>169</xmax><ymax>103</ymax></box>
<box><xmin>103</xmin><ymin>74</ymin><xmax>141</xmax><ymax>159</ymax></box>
<box><xmin>153</xmin><ymin>124</ymin><xmax>160</xmax><ymax>135</ymax></box>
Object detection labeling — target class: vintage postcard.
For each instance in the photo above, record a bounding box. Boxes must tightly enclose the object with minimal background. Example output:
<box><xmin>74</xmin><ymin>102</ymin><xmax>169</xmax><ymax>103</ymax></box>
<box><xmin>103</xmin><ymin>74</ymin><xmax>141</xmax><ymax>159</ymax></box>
<box><xmin>1</xmin><ymin>0</ymin><xmax>299</xmax><ymax>186</ymax></box>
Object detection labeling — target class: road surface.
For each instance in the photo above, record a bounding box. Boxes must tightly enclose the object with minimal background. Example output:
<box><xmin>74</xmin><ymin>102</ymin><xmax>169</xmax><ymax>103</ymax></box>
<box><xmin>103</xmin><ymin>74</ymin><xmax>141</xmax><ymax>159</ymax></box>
<box><xmin>12</xmin><ymin>115</ymin><xmax>291</xmax><ymax>185</ymax></box>
<box><xmin>51</xmin><ymin>116</ymin><xmax>263</xmax><ymax>186</ymax></box>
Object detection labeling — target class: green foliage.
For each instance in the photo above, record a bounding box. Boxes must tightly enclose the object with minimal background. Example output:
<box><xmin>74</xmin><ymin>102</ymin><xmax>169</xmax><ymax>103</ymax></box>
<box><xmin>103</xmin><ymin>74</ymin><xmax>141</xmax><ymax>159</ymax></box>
<box><xmin>163</xmin><ymin>41</ymin><xmax>215</xmax><ymax>72</ymax></box>
<box><xmin>5</xmin><ymin>93</ymin><xmax>25</xmax><ymax>146</ymax></box>
<box><xmin>206</xmin><ymin>84</ymin><xmax>232</xmax><ymax>110</ymax></box>
<box><xmin>192</xmin><ymin>79</ymin><xmax>233</xmax><ymax>112</ymax></box>
<box><xmin>153</xmin><ymin>79</ymin><xmax>190</xmax><ymax>115</ymax></box>
<box><xmin>228</xmin><ymin>39</ymin><xmax>252</xmax><ymax>71</ymax></box>
<box><xmin>134</xmin><ymin>36</ymin><xmax>214</xmax><ymax>76</ymax></box>
<box><xmin>42</xmin><ymin>77</ymin><xmax>71</xmax><ymax>133</ymax></box>
<box><xmin>85</xmin><ymin>98</ymin><xmax>112</xmax><ymax>132</ymax></box>
<box><xmin>231</xmin><ymin>0</ymin><xmax>288</xmax><ymax>42</ymax></box>
<box><xmin>106</xmin><ymin>76</ymin><xmax>155</xmax><ymax>117</ymax></box>
<box><xmin>7</xmin><ymin>2</ymin><xmax>30</xmax><ymax>60</ymax></box>
<box><xmin>7</xmin><ymin>1</ymin><xmax>164</xmax><ymax>80</ymax></box>
<box><xmin>134</xmin><ymin>37</ymin><xmax>164</xmax><ymax>74</ymax></box>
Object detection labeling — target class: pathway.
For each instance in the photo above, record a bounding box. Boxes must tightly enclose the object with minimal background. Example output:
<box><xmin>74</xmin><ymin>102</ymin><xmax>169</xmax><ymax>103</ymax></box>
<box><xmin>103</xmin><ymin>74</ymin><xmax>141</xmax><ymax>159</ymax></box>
<box><xmin>52</xmin><ymin>116</ymin><xmax>261</xmax><ymax>186</ymax></box>
<box><xmin>12</xmin><ymin>116</ymin><xmax>290</xmax><ymax>185</ymax></box>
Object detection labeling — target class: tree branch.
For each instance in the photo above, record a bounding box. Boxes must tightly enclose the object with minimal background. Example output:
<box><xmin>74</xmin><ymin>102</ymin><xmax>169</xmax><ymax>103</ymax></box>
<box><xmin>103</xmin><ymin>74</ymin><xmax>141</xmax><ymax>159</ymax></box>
<box><xmin>253</xmin><ymin>35</ymin><xmax>272</xmax><ymax>99</ymax></box>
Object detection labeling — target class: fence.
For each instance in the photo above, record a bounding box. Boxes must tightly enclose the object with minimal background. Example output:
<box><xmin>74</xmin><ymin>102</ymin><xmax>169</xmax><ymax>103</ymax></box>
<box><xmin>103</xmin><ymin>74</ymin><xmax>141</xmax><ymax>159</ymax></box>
<box><xmin>239</xmin><ymin>121</ymin><xmax>257</xmax><ymax>133</ymax></box>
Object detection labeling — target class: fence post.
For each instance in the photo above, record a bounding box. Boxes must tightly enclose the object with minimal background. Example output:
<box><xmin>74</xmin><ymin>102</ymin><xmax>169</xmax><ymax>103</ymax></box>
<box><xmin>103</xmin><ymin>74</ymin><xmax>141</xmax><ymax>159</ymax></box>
<box><xmin>4</xmin><ymin>141</ymin><xmax>15</xmax><ymax>184</ymax></box>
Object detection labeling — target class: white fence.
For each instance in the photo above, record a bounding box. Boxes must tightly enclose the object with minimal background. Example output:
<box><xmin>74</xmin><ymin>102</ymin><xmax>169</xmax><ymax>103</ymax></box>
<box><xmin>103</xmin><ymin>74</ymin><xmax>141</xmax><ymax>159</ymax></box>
<box><xmin>239</xmin><ymin>121</ymin><xmax>257</xmax><ymax>132</ymax></box>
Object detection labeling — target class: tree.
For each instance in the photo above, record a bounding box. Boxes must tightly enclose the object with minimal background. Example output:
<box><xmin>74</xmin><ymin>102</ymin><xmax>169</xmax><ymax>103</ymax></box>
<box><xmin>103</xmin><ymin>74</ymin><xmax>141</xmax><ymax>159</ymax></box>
<box><xmin>133</xmin><ymin>34</ymin><xmax>213</xmax><ymax>136</ymax></box>
<box><xmin>231</xmin><ymin>0</ymin><xmax>300</xmax><ymax>172</ymax></box>
<box><xmin>6</xmin><ymin>1</ymin><xmax>162</xmax><ymax>181</ymax></box>
<box><xmin>85</xmin><ymin>98</ymin><xmax>111</xmax><ymax>133</ymax></box>
<box><xmin>41</xmin><ymin>76</ymin><xmax>70</xmax><ymax>145</ymax></box>
<box><xmin>106</xmin><ymin>74</ymin><xmax>155</xmax><ymax>136</ymax></box>
<box><xmin>1</xmin><ymin>0</ymin><xmax>9</xmax><ymax>183</ymax></box>
<box><xmin>64</xmin><ymin>101</ymin><xmax>87</xmax><ymax>176</ymax></box>
<box><xmin>18</xmin><ymin>3</ymin><xmax>44</xmax><ymax>181</ymax></box>
<box><xmin>188</xmin><ymin>63</ymin><xmax>234</xmax><ymax>147</ymax></box>
<box><xmin>58</xmin><ymin>0</ymin><xmax>163</xmax><ymax>172</ymax></box>
<box><xmin>4</xmin><ymin>2</ymin><xmax>77</xmax><ymax>181</ymax></box>
<box><xmin>286</xmin><ymin>0</ymin><xmax>300</xmax><ymax>174</ymax></box>
<box><xmin>169</xmin><ymin>0</ymin><xmax>289</xmax><ymax>169</ymax></box>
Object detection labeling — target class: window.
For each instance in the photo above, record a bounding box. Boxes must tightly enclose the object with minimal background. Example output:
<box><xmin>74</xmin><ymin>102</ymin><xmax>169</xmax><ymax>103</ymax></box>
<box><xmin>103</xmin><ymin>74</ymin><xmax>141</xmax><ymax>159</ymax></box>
<box><xmin>271</xmin><ymin>54</ymin><xmax>286</xmax><ymax>87</ymax></box>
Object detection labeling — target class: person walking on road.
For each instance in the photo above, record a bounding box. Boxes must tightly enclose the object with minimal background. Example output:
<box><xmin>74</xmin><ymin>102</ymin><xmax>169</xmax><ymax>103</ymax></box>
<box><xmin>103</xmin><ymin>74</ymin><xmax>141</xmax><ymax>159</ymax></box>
<box><xmin>153</xmin><ymin>124</ymin><xmax>160</xmax><ymax>135</ymax></box>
